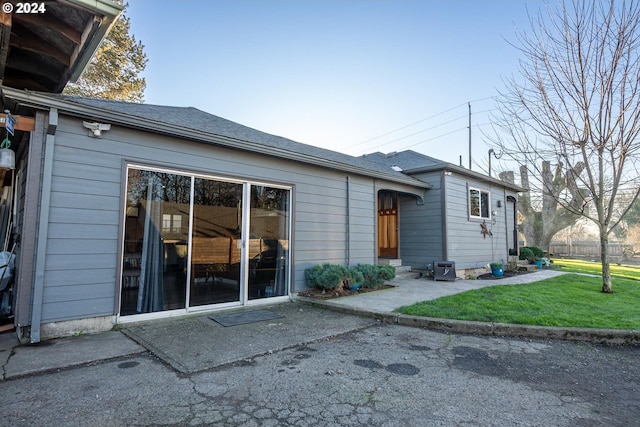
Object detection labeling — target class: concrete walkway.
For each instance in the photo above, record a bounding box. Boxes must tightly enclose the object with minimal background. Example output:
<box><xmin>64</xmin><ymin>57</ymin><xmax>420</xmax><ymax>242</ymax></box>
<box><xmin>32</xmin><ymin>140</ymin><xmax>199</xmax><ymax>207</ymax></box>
<box><xmin>307</xmin><ymin>269</ymin><xmax>568</xmax><ymax>313</ymax></box>
<box><xmin>2</xmin><ymin>268</ymin><xmax>638</xmax><ymax>380</ymax></box>
<box><xmin>293</xmin><ymin>269</ymin><xmax>640</xmax><ymax>346</ymax></box>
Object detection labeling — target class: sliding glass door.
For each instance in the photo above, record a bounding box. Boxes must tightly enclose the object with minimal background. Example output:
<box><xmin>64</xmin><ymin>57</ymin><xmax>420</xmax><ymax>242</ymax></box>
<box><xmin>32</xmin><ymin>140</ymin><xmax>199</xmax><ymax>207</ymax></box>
<box><xmin>189</xmin><ymin>178</ymin><xmax>243</xmax><ymax>306</ymax></box>
<box><xmin>120</xmin><ymin>166</ymin><xmax>290</xmax><ymax>317</ymax></box>
<box><xmin>248</xmin><ymin>185</ymin><xmax>289</xmax><ymax>300</ymax></box>
<box><xmin>121</xmin><ymin>169</ymin><xmax>190</xmax><ymax>315</ymax></box>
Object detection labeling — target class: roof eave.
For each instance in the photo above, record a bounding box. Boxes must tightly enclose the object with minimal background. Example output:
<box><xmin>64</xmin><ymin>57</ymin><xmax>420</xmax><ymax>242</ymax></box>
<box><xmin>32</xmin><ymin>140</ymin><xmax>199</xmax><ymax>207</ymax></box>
<box><xmin>64</xmin><ymin>0</ymin><xmax>124</xmax><ymax>83</ymax></box>
<box><xmin>2</xmin><ymin>87</ymin><xmax>430</xmax><ymax>189</ymax></box>
<box><xmin>403</xmin><ymin>163</ymin><xmax>526</xmax><ymax>192</ymax></box>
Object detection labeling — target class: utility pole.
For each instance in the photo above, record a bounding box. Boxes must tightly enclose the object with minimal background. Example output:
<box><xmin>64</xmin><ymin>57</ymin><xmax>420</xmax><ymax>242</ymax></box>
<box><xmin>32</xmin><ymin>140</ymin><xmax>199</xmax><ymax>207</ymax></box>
<box><xmin>468</xmin><ymin>102</ymin><xmax>471</xmax><ymax>170</ymax></box>
<box><xmin>488</xmin><ymin>149</ymin><xmax>494</xmax><ymax>177</ymax></box>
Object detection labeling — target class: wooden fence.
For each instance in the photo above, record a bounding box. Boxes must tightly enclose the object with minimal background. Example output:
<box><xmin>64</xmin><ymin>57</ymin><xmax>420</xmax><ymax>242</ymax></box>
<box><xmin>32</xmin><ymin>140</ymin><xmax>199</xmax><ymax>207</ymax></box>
<box><xmin>549</xmin><ymin>241</ymin><xmax>633</xmax><ymax>258</ymax></box>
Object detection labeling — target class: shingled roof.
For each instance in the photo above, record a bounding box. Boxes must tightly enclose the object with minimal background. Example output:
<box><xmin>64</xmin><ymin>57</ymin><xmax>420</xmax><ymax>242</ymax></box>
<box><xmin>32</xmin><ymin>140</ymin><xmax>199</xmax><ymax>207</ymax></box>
<box><xmin>361</xmin><ymin>150</ymin><xmax>525</xmax><ymax>192</ymax></box>
<box><xmin>2</xmin><ymin>87</ymin><xmax>430</xmax><ymax>189</ymax></box>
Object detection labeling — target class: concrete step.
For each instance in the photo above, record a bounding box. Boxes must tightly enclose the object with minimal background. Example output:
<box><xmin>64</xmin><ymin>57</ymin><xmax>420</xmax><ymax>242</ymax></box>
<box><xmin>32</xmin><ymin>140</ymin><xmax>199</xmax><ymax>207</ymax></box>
<box><xmin>394</xmin><ymin>266</ymin><xmax>420</xmax><ymax>279</ymax></box>
<box><xmin>378</xmin><ymin>258</ymin><xmax>403</xmax><ymax>267</ymax></box>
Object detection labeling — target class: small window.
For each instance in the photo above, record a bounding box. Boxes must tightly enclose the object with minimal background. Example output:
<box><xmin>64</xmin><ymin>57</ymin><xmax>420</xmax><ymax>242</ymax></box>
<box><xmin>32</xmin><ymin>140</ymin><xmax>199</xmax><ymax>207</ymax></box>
<box><xmin>162</xmin><ymin>214</ymin><xmax>183</xmax><ymax>233</ymax></box>
<box><xmin>469</xmin><ymin>187</ymin><xmax>491</xmax><ymax>219</ymax></box>
<box><xmin>162</xmin><ymin>214</ymin><xmax>172</xmax><ymax>232</ymax></box>
<box><xmin>172</xmin><ymin>215</ymin><xmax>182</xmax><ymax>233</ymax></box>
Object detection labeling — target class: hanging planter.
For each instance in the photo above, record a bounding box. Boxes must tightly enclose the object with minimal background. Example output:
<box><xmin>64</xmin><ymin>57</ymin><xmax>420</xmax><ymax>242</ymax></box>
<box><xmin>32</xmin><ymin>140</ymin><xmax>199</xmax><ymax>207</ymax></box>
<box><xmin>0</xmin><ymin>128</ymin><xmax>15</xmax><ymax>170</ymax></box>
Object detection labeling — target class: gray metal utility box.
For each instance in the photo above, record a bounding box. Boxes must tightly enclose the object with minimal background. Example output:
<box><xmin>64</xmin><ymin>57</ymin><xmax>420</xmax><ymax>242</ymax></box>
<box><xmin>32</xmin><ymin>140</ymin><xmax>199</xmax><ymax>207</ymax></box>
<box><xmin>433</xmin><ymin>261</ymin><xmax>456</xmax><ymax>281</ymax></box>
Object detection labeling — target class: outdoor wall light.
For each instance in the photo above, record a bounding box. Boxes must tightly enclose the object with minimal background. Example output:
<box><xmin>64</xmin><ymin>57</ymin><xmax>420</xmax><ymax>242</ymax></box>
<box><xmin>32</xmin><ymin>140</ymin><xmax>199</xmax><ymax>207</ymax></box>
<box><xmin>83</xmin><ymin>121</ymin><xmax>111</xmax><ymax>137</ymax></box>
<box><xmin>0</xmin><ymin>148</ymin><xmax>15</xmax><ymax>170</ymax></box>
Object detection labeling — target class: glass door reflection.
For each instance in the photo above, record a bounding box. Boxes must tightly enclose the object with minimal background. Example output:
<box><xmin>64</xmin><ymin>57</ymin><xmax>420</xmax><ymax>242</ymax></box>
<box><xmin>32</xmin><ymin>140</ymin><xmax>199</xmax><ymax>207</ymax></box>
<box><xmin>189</xmin><ymin>178</ymin><xmax>243</xmax><ymax>306</ymax></box>
<box><xmin>121</xmin><ymin>169</ymin><xmax>190</xmax><ymax>315</ymax></box>
<box><xmin>248</xmin><ymin>185</ymin><xmax>289</xmax><ymax>300</ymax></box>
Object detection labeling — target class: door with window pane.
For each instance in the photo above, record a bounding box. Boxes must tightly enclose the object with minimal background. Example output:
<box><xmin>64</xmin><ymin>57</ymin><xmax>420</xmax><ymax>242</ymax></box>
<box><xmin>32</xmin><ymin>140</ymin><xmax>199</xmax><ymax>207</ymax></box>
<box><xmin>189</xmin><ymin>178</ymin><xmax>244</xmax><ymax>306</ymax></box>
<box><xmin>378</xmin><ymin>191</ymin><xmax>398</xmax><ymax>258</ymax></box>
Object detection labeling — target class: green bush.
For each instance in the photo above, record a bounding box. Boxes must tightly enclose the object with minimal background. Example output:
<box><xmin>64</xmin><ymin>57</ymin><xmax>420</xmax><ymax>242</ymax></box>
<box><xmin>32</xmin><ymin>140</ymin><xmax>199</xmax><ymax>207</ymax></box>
<box><xmin>519</xmin><ymin>247</ymin><xmax>534</xmax><ymax>261</ymax></box>
<box><xmin>304</xmin><ymin>263</ymin><xmax>365</xmax><ymax>290</ymax></box>
<box><xmin>346</xmin><ymin>267</ymin><xmax>365</xmax><ymax>288</ymax></box>
<box><xmin>378</xmin><ymin>265</ymin><xmax>396</xmax><ymax>281</ymax></box>
<box><xmin>305</xmin><ymin>263</ymin><xmax>347</xmax><ymax>290</ymax></box>
<box><xmin>354</xmin><ymin>264</ymin><xmax>396</xmax><ymax>288</ymax></box>
<box><xmin>521</xmin><ymin>246</ymin><xmax>544</xmax><ymax>258</ymax></box>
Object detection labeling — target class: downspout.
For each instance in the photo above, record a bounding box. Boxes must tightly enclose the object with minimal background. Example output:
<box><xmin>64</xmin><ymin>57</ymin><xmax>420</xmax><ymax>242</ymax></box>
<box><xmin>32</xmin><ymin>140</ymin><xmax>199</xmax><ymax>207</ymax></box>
<box><xmin>441</xmin><ymin>171</ymin><xmax>448</xmax><ymax>260</ymax></box>
<box><xmin>513</xmin><ymin>197</ymin><xmax>519</xmax><ymax>255</ymax></box>
<box><xmin>346</xmin><ymin>176</ymin><xmax>350</xmax><ymax>267</ymax></box>
<box><xmin>503</xmin><ymin>188</ymin><xmax>508</xmax><ymax>260</ymax></box>
<box><xmin>30</xmin><ymin>108</ymin><xmax>57</xmax><ymax>343</ymax></box>
<box><xmin>373</xmin><ymin>178</ymin><xmax>378</xmax><ymax>263</ymax></box>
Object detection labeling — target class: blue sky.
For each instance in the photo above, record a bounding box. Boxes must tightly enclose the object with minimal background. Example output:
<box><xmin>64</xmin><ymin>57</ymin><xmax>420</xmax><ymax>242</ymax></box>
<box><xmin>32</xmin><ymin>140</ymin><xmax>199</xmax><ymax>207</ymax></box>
<box><xmin>126</xmin><ymin>0</ymin><xmax>544</xmax><ymax>171</ymax></box>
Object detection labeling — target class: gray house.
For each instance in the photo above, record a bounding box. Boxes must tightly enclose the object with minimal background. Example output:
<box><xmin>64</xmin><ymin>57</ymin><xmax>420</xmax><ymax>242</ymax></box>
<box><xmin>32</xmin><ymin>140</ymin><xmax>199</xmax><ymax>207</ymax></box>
<box><xmin>362</xmin><ymin>151</ymin><xmax>521</xmax><ymax>271</ymax></box>
<box><xmin>0</xmin><ymin>86</ymin><xmax>522</xmax><ymax>343</ymax></box>
<box><xmin>0</xmin><ymin>0</ymin><xmax>522</xmax><ymax>343</ymax></box>
<box><xmin>0</xmin><ymin>88</ymin><xmax>435</xmax><ymax>342</ymax></box>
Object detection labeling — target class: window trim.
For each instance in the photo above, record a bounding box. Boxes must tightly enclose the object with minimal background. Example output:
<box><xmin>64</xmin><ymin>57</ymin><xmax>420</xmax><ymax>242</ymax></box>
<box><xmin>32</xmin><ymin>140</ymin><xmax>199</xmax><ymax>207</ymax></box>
<box><xmin>468</xmin><ymin>186</ymin><xmax>491</xmax><ymax>220</ymax></box>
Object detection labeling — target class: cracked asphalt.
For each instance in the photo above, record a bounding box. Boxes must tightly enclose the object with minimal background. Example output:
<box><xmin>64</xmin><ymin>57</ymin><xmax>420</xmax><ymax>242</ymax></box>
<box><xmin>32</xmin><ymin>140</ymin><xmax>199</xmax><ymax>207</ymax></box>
<box><xmin>2</xmin><ymin>321</ymin><xmax>639</xmax><ymax>426</ymax></box>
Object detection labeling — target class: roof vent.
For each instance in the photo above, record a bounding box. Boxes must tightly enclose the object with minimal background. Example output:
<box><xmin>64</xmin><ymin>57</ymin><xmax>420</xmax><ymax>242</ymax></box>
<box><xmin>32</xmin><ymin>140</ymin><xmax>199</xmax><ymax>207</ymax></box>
<box><xmin>391</xmin><ymin>165</ymin><xmax>403</xmax><ymax>172</ymax></box>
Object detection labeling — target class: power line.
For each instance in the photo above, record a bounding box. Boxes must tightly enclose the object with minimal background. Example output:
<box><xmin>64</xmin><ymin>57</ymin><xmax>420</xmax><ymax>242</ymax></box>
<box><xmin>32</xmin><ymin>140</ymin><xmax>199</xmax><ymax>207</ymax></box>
<box><xmin>355</xmin><ymin>120</ymin><xmax>495</xmax><ymax>156</ymax></box>
<box><xmin>352</xmin><ymin>96</ymin><xmax>496</xmax><ymax>149</ymax></box>
<box><xmin>384</xmin><ymin>126</ymin><xmax>468</xmax><ymax>152</ymax></box>
<box><xmin>355</xmin><ymin>113</ymin><xmax>468</xmax><ymax>153</ymax></box>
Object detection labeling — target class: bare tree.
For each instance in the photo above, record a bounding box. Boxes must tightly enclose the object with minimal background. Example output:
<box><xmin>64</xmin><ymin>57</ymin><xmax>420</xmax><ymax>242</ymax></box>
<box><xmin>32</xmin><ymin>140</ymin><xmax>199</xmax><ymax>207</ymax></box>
<box><xmin>492</xmin><ymin>0</ymin><xmax>640</xmax><ymax>293</ymax></box>
<box><xmin>500</xmin><ymin>161</ymin><xmax>586</xmax><ymax>251</ymax></box>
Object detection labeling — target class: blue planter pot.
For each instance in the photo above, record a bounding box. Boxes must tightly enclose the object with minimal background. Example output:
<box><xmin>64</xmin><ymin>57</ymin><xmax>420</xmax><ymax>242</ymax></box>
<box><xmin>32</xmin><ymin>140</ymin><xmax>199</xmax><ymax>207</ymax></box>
<box><xmin>490</xmin><ymin>266</ymin><xmax>504</xmax><ymax>277</ymax></box>
<box><xmin>533</xmin><ymin>260</ymin><xmax>543</xmax><ymax>269</ymax></box>
<box><xmin>348</xmin><ymin>283</ymin><xmax>361</xmax><ymax>291</ymax></box>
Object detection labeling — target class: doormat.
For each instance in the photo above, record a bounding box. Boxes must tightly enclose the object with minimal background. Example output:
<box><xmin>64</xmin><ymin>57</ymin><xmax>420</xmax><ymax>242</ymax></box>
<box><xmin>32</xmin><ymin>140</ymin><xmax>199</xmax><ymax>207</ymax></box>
<box><xmin>209</xmin><ymin>309</ymin><xmax>284</xmax><ymax>327</ymax></box>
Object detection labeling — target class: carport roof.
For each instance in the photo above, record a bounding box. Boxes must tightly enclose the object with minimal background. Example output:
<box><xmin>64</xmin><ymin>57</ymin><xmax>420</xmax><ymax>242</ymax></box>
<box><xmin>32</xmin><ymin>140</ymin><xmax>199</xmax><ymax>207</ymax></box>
<box><xmin>0</xmin><ymin>0</ymin><xmax>123</xmax><ymax>93</ymax></box>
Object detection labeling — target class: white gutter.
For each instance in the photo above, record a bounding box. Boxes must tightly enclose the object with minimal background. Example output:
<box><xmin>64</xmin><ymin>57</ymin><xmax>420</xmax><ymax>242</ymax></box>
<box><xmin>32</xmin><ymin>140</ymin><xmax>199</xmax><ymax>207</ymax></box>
<box><xmin>29</xmin><ymin>108</ymin><xmax>58</xmax><ymax>343</ymax></box>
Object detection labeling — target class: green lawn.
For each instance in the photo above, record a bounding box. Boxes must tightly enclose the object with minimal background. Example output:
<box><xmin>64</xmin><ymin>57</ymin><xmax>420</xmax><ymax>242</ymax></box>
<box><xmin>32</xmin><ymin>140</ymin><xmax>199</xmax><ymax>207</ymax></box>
<box><xmin>553</xmin><ymin>258</ymin><xmax>640</xmax><ymax>280</ymax></box>
<box><xmin>395</xmin><ymin>269</ymin><xmax>640</xmax><ymax>329</ymax></box>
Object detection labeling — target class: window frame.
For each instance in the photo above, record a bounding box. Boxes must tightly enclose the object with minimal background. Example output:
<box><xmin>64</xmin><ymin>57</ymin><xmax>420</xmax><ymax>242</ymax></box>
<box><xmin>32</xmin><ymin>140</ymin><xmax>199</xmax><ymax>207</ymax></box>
<box><xmin>468</xmin><ymin>186</ymin><xmax>491</xmax><ymax>220</ymax></box>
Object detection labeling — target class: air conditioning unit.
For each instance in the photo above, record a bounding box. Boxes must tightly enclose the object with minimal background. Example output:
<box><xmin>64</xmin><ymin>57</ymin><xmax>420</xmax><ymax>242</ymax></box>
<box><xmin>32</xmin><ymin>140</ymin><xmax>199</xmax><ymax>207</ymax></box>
<box><xmin>433</xmin><ymin>261</ymin><xmax>456</xmax><ymax>281</ymax></box>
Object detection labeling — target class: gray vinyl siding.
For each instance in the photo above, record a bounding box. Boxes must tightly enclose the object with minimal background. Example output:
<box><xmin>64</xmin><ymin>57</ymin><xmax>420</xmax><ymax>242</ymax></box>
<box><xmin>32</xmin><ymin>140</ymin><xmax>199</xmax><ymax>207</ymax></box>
<box><xmin>38</xmin><ymin>115</ymin><xmax>392</xmax><ymax>322</ymax></box>
<box><xmin>399</xmin><ymin>171</ymin><xmax>444</xmax><ymax>268</ymax></box>
<box><xmin>443</xmin><ymin>173</ymin><xmax>511</xmax><ymax>269</ymax></box>
<box><xmin>347</xmin><ymin>177</ymin><xmax>376</xmax><ymax>264</ymax></box>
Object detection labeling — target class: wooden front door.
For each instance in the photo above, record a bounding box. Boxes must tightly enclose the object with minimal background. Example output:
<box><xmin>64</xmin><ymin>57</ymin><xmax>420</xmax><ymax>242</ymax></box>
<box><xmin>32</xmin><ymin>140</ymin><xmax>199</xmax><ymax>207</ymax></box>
<box><xmin>378</xmin><ymin>191</ymin><xmax>398</xmax><ymax>258</ymax></box>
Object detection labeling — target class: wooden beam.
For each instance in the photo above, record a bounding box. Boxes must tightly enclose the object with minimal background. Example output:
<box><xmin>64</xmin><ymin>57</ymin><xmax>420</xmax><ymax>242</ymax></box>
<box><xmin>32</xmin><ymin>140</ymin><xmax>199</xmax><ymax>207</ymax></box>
<box><xmin>13</xmin><ymin>13</ymin><xmax>82</xmax><ymax>45</ymax></box>
<box><xmin>0</xmin><ymin>10</ymin><xmax>11</xmax><ymax>83</ymax></box>
<box><xmin>1</xmin><ymin>75</ymin><xmax>53</xmax><ymax>92</ymax></box>
<box><xmin>0</xmin><ymin>113</ymin><xmax>35</xmax><ymax>132</ymax></box>
<box><xmin>10</xmin><ymin>33</ymin><xmax>70</xmax><ymax>67</ymax></box>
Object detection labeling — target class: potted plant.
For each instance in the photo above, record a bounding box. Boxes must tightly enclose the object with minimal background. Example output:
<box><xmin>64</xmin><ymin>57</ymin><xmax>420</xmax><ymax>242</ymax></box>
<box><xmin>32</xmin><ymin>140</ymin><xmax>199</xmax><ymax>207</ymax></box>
<box><xmin>532</xmin><ymin>257</ymin><xmax>543</xmax><ymax>269</ymax></box>
<box><xmin>489</xmin><ymin>262</ymin><xmax>504</xmax><ymax>277</ymax></box>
